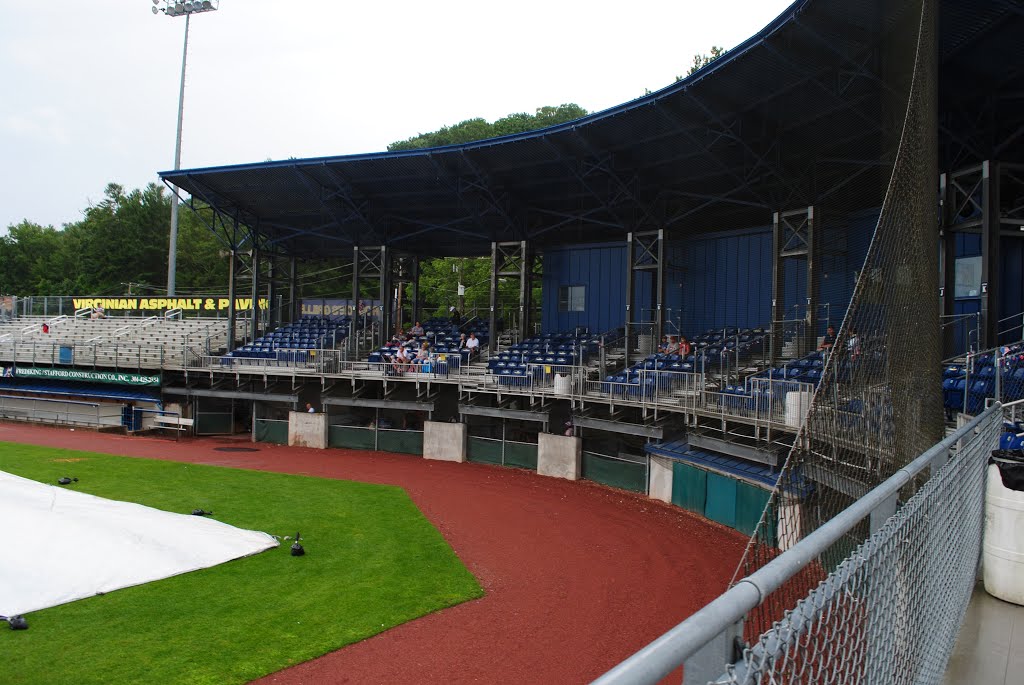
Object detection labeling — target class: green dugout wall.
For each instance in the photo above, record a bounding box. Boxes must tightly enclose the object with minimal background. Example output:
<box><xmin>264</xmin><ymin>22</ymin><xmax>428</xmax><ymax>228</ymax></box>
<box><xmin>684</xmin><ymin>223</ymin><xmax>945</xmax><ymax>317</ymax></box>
<box><xmin>671</xmin><ymin>461</ymin><xmax>774</xmax><ymax>541</ymax></box>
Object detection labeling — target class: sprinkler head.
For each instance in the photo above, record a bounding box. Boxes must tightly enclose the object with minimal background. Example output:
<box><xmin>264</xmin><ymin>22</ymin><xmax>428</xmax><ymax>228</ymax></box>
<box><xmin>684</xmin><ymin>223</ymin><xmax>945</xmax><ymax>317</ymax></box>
<box><xmin>290</xmin><ymin>531</ymin><xmax>305</xmax><ymax>556</ymax></box>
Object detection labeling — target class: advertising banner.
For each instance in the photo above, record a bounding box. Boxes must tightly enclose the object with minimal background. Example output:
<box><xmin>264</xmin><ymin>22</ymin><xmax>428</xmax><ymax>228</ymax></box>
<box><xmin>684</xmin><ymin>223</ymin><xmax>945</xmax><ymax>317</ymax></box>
<box><xmin>300</xmin><ymin>299</ymin><xmax>381</xmax><ymax>317</ymax></box>
<box><xmin>14</xmin><ymin>367</ymin><xmax>160</xmax><ymax>387</ymax></box>
<box><xmin>71</xmin><ymin>297</ymin><xmax>268</xmax><ymax>313</ymax></box>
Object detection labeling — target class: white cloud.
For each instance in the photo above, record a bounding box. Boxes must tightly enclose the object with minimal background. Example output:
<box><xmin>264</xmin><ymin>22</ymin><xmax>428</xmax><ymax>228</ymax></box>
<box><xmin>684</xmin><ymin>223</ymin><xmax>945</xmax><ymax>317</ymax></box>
<box><xmin>0</xmin><ymin>106</ymin><xmax>71</xmax><ymax>145</ymax></box>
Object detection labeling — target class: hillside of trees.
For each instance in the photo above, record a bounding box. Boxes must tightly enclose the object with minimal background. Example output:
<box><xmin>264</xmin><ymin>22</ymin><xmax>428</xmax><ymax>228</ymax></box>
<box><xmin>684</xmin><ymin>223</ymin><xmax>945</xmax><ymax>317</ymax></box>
<box><xmin>0</xmin><ymin>184</ymin><xmax>226</xmax><ymax>298</ymax></box>
<box><xmin>0</xmin><ymin>184</ymin><xmax>526</xmax><ymax>320</ymax></box>
<box><xmin>388</xmin><ymin>104</ymin><xmax>588</xmax><ymax>151</ymax></box>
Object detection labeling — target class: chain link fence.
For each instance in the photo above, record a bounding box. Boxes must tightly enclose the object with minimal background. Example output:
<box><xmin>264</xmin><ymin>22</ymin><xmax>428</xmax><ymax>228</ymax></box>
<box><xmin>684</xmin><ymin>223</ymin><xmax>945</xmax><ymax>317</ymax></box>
<box><xmin>711</xmin><ymin>406</ymin><xmax>1001</xmax><ymax>685</ymax></box>
<box><xmin>592</xmin><ymin>405</ymin><xmax>1001</xmax><ymax>685</ymax></box>
<box><xmin>734</xmin><ymin>0</ymin><xmax>944</xmax><ymax>638</ymax></box>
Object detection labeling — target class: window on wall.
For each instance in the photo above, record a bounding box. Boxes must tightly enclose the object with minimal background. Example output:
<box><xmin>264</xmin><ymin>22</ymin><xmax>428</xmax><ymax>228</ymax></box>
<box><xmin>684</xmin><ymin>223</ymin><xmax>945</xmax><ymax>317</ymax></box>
<box><xmin>954</xmin><ymin>256</ymin><xmax>982</xmax><ymax>298</ymax></box>
<box><xmin>558</xmin><ymin>285</ymin><xmax>586</xmax><ymax>312</ymax></box>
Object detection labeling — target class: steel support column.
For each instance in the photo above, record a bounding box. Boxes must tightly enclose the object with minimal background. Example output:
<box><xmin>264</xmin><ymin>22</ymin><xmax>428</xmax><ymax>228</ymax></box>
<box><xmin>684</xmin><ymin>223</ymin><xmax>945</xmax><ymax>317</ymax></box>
<box><xmin>981</xmin><ymin>160</ymin><xmax>1000</xmax><ymax>348</ymax></box>
<box><xmin>806</xmin><ymin>208</ymin><xmax>818</xmax><ymax>357</ymax></box>
<box><xmin>351</xmin><ymin>246</ymin><xmax>388</xmax><ymax>351</ymax></box>
<box><xmin>288</xmin><ymin>256</ymin><xmax>298</xmax><ymax>323</ymax></box>
<box><xmin>380</xmin><ymin>246</ymin><xmax>392</xmax><ymax>346</ymax></box>
<box><xmin>938</xmin><ymin>173</ymin><xmax>957</xmax><ymax>355</ymax></box>
<box><xmin>489</xmin><ymin>242</ymin><xmax>499</xmax><ymax>353</ymax></box>
<box><xmin>226</xmin><ymin>249</ymin><xmax>237</xmax><ymax>352</ymax></box>
<box><xmin>625</xmin><ymin>233</ymin><xmax>635</xmax><ymax>369</ymax></box>
<box><xmin>488</xmin><ymin>241</ymin><xmax>532</xmax><ymax>352</ymax></box>
<box><xmin>351</xmin><ymin>245</ymin><xmax>360</xmax><ymax>345</ymax></box>
<box><xmin>250</xmin><ymin>241</ymin><xmax>261</xmax><ymax>338</ymax></box>
<box><xmin>411</xmin><ymin>256</ymin><xmax>421</xmax><ymax>326</ymax></box>
<box><xmin>771</xmin><ymin>207</ymin><xmax>816</xmax><ymax>363</ymax></box>
<box><xmin>267</xmin><ymin>257</ymin><xmax>277</xmax><ymax>330</ymax></box>
<box><xmin>945</xmin><ymin>160</ymin><xmax>1020</xmax><ymax>350</ymax></box>
<box><xmin>390</xmin><ymin>254</ymin><xmax>417</xmax><ymax>335</ymax></box>
<box><xmin>624</xmin><ymin>229</ymin><xmax>665</xmax><ymax>368</ymax></box>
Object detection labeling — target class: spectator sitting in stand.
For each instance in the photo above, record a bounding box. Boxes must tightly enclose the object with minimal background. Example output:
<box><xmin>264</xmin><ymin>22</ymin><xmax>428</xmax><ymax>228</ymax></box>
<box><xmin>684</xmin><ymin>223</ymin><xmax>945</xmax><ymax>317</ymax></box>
<box><xmin>677</xmin><ymin>336</ymin><xmax>692</xmax><ymax>357</ymax></box>
<box><xmin>413</xmin><ymin>342</ymin><xmax>430</xmax><ymax>370</ymax></box>
<box><xmin>819</xmin><ymin>325</ymin><xmax>836</xmax><ymax>351</ymax></box>
<box><xmin>381</xmin><ymin>337</ymin><xmax>399</xmax><ymax>365</ymax></box>
<box><xmin>457</xmin><ymin>333</ymin><xmax>468</xmax><ymax>351</ymax></box>
<box><xmin>394</xmin><ymin>344</ymin><xmax>412</xmax><ymax>372</ymax></box>
<box><xmin>449</xmin><ymin>306</ymin><xmax>462</xmax><ymax>325</ymax></box>
<box><xmin>658</xmin><ymin>335</ymin><xmax>671</xmax><ymax>354</ymax></box>
<box><xmin>847</xmin><ymin>328</ymin><xmax>860</xmax><ymax>361</ymax></box>
<box><xmin>465</xmin><ymin>332</ymin><xmax>480</xmax><ymax>360</ymax></box>
<box><xmin>409</xmin><ymin>321</ymin><xmax>425</xmax><ymax>337</ymax></box>
<box><xmin>41</xmin><ymin>323</ymin><xmax>49</xmax><ymax>334</ymax></box>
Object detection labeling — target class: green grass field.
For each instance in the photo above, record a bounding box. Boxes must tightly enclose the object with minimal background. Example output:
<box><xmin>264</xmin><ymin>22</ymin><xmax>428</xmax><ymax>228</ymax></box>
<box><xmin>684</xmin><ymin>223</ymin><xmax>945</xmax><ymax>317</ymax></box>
<box><xmin>0</xmin><ymin>443</ymin><xmax>483</xmax><ymax>685</ymax></box>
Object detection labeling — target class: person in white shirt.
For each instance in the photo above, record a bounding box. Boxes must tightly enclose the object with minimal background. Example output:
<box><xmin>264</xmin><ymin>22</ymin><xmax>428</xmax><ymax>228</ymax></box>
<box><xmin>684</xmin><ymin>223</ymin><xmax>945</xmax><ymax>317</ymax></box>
<box><xmin>465</xmin><ymin>333</ymin><xmax>480</xmax><ymax>359</ymax></box>
<box><xmin>394</xmin><ymin>344</ymin><xmax>411</xmax><ymax>372</ymax></box>
<box><xmin>306</xmin><ymin>403</ymin><xmax>316</xmax><ymax>413</ymax></box>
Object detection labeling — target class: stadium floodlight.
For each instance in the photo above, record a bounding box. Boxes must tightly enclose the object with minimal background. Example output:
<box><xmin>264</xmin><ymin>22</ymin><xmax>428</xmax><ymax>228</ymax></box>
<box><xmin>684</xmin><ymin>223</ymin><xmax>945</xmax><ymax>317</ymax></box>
<box><xmin>150</xmin><ymin>0</ymin><xmax>220</xmax><ymax>297</ymax></box>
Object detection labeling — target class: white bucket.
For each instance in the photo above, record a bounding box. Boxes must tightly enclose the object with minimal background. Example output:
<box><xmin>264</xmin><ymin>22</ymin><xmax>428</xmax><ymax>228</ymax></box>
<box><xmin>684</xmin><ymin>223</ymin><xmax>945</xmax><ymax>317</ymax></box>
<box><xmin>983</xmin><ymin>464</ymin><xmax>1024</xmax><ymax>605</ymax></box>
<box><xmin>553</xmin><ymin>374</ymin><xmax>571</xmax><ymax>396</ymax></box>
<box><xmin>784</xmin><ymin>390</ymin><xmax>813</xmax><ymax>427</ymax></box>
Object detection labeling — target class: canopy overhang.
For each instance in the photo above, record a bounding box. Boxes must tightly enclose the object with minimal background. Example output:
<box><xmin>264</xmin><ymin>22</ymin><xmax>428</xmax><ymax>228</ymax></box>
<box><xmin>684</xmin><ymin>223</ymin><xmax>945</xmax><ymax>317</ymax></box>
<box><xmin>160</xmin><ymin>0</ymin><xmax>1024</xmax><ymax>258</ymax></box>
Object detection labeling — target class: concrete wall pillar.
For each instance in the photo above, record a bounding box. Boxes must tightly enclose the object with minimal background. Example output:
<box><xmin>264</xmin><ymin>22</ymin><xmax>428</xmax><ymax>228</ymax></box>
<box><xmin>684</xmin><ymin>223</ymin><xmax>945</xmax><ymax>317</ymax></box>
<box><xmin>538</xmin><ymin>433</ymin><xmax>582</xmax><ymax>480</ymax></box>
<box><xmin>423</xmin><ymin>420</ymin><xmax>467</xmax><ymax>462</ymax></box>
<box><xmin>288</xmin><ymin>411</ymin><xmax>327</xmax><ymax>449</ymax></box>
<box><xmin>648</xmin><ymin>455</ymin><xmax>673</xmax><ymax>503</ymax></box>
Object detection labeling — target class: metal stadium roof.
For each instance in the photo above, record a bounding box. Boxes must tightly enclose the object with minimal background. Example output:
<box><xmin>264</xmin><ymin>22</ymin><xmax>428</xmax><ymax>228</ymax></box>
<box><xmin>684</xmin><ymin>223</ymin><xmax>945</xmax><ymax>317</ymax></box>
<box><xmin>160</xmin><ymin>0</ymin><xmax>1024</xmax><ymax>258</ymax></box>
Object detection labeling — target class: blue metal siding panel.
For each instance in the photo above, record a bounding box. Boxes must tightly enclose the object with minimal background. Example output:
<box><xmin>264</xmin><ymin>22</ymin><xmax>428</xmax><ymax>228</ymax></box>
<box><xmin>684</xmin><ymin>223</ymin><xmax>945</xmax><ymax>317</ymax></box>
<box><xmin>541</xmin><ymin>244</ymin><xmax>626</xmax><ymax>334</ymax></box>
<box><xmin>819</xmin><ymin>209</ymin><xmax>877</xmax><ymax>335</ymax></box>
<box><xmin>680</xmin><ymin>228</ymin><xmax>772</xmax><ymax>334</ymax></box>
<box><xmin>1001</xmin><ymin>238</ymin><xmax>1024</xmax><ymax>338</ymax></box>
<box><xmin>956</xmin><ymin>233</ymin><xmax>982</xmax><ymax>258</ymax></box>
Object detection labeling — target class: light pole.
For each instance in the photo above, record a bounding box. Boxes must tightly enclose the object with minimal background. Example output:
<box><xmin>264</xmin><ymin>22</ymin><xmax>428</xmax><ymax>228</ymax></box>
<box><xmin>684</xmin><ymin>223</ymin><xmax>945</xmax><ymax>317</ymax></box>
<box><xmin>151</xmin><ymin>0</ymin><xmax>220</xmax><ymax>297</ymax></box>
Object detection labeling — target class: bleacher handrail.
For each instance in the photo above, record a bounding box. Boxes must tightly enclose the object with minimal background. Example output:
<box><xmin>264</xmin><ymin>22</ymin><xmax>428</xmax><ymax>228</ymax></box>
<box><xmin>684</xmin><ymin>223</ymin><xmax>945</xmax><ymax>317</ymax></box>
<box><xmin>592</xmin><ymin>404</ymin><xmax>1002</xmax><ymax>685</ymax></box>
<box><xmin>111</xmin><ymin>316</ymin><xmax>160</xmax><ymax>339</ymax></box>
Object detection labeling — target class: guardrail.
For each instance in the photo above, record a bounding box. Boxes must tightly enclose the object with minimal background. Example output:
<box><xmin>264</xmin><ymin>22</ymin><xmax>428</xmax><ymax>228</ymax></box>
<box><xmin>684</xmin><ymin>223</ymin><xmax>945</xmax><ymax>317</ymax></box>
<box><xmin>0</xmin><ymin>394</ymin><xmax>125</xmax><ymax>427</ymax></box>
<box><xmin>592</xmin><ymin>404</ymin><xmax>1002</xmax><ymax>685</ymax></box>
<box><xmin>0</xmin><ymin>341</ymin><xmax>168</xmax><ymax>372</ymax></box>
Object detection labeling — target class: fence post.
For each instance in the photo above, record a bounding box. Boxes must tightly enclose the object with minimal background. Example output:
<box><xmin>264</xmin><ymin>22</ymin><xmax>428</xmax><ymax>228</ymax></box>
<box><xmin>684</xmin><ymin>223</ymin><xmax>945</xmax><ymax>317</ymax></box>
<box><xmin>682</xmin><ymin>620</ymin><xmax>744</xmax><ymax>685</ymax></box>
<box><xmin>995</xmin><ymin>345</ymin><xmax>1003</xmax><ymax>402</ymax></box>
<box><xmin>963</xmin><ymin>353</ymin><xmax>971</xmax><ymax>414</ymax></box>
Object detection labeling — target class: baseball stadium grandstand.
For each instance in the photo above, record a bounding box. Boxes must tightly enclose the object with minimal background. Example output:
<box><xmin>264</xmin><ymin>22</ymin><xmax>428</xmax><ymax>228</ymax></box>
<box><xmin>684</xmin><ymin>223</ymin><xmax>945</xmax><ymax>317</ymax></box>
<box><xmin>2</xmin><ymin>0</ymin><xmax>1023</xmax><ymax>682</ymax></box>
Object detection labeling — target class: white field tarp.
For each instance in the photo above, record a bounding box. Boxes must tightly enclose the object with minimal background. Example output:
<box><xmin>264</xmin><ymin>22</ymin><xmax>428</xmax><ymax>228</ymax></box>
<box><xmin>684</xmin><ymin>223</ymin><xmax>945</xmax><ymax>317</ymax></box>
<box><xmin>0</xmin><ymin>470</ymin><xmax>278</xmax><ymax>617</ymax></box>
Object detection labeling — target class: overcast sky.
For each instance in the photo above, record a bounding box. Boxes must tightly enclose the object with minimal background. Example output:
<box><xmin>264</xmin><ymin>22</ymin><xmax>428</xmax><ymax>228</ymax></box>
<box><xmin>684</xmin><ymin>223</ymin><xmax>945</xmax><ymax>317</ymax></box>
<box><xmin>0</xmin><ymin>0</ymin><xmax>793</xmax><ymax>232</ymax></box>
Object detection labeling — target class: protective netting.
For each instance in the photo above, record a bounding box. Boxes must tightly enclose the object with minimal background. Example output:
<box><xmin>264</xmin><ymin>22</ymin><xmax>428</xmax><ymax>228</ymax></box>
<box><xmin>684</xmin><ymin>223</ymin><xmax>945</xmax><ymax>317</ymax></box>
<box><xmin>734</xmin><ymin>0</ymin><xmax>945</xmax><ymax>639</ymax></box>
<box><xmin>714</xmin><ymin>408</ymin><xmax>1000</xmax><ymax>685</ymax></box>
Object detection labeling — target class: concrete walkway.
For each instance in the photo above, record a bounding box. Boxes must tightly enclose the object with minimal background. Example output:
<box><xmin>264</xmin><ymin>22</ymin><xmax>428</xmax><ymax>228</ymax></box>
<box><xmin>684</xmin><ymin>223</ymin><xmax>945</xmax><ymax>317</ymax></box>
<box><xmin>943</xmin><ymin>582</ymin><xmax>1024</xmax><ymax>685</ymax></box>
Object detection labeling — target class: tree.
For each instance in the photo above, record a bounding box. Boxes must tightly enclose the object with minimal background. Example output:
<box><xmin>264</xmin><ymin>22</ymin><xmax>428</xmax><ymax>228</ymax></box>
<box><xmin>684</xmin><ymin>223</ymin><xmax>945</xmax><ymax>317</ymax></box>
<box><xmin>388</xmin><ymin>104</ymin><xmax>588</xmax><ymax>151</ymax></box>
<box><xmin>685</xmin><ymin>46</ymin><xmax>726</xmax><ymax>77</ymax></box>
<box><xmin>1</xmin><ymin>182</ymin><xmax>226</xmax><ymax>296</ymax></box>
<box><xmin>0</xmin><ymin>221</ymin><xmax>65</xmax><ymax>293</ymax></box>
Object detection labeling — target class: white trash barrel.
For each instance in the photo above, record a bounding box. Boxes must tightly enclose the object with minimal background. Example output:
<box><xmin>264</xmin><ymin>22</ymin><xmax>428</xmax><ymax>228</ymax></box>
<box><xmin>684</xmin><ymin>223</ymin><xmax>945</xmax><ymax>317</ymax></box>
<box><xmin>784</xmin><ymin>390</ymin><xmax>813</xmax><ymax>427</ymax></box>
<box><xmin>553</xmin><ymin>374</ymin><xmax>571</xmax><ymax>396</ymax></box>
<box><xmin>984</xmin><ymin>463</ymin><xmax>1024</xmax><ymax>605</ymax></box>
